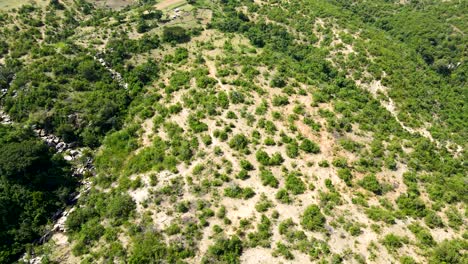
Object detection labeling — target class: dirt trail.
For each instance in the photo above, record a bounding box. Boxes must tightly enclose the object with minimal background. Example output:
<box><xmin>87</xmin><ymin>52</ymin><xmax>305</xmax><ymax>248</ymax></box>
<box><xmin>141</xmin><ymin>118</ymin><xmax>154</xmax><ymax>147</ymax></box>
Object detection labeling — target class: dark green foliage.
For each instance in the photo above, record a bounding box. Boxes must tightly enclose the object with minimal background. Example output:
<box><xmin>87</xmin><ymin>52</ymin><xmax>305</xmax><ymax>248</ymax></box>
<box><xmin>259</xmin><ymin>170</ymin><xmax>279</xmax><ymax>188</ymax></box>
<box><xmin>202</xmin><ymin>236</ymin><xmax>243</xmax><ymax>264</ymax></box>
<box><xmin>300</xmin><ymin>139</ymin><xmax>320</xmax><ymax>154</ymax></box>
<box><xmin>358</xmin><ymin>174</ymin><xmax>382</xmax><ymax>195</ymax></box>
<box><xmin>255</xmin><ymin>150</ymin><xmax>283</xmax><ymax>166</ymax></box>
<box><xmin>0</xmin><ymin>125</ymin><xmax>75</xmax><ymax>263</ymax></box>
<box><xmin>276</xmin><ymin>189</ymin><xmax>292</xmax><ymax>204</ymax></box>
<box><xmin>408</xmin><ymin>223</ymin><xmax>435</xmax><ymax>248</ymax></box>
<box><xmin>224</xmin><ymin>185</ymin><xmax>255</xmax><ymax>199</ymax></box>
<box><xmin>162</xmin><ymin>26</ymin><xmax>190</xmax><ymax>43</ymax></box>
<box><xmin>240</xmin><ymin>160</ymin><xmax>254</xmax><ymax>171</ymax></box>
<box><xmin>332</xmin><ymin>157</ymin><xmax>348</xmax><ymax>168</ymax></box>
<box><xmin>286</xmin><ymin>142</ymin><xmax>299</xmax><ymax>158</ymax></box>
<box><xmin>337</xmin><ymin>168</ymin><xmax>353</xmax><ymax>186</ymax></box>
<box><xmin>105</xmin><ymin>193</ymin><xmax>136</xmax><ymax>220</ymax></box>
<box><xmin>424</xmin><ymin>211</ymin><xmax>444</xmax><ymax>229</ymax></box>
<box><xmin>188</xmin><ymin>115</ymin><xmax>208</xmax><ymax>133</ymax></box>
<box><xmin>365</xmin><ymin>206</ymin><xmax>395</xmax><ymax>224</ymax></box>
<box><xmin>428</xmin><ymin>239</ymin><xmax>467</xmax><ymax>264</ymax></box>
<box><xmin>248</xmin><ymin>215</ymin><xmax>272</xmax><ymax>247</ymax></box>
<box><xmin>273</xmin><ymin>242</ymin><xmax>294</xmax><ymax>260</ymax></box>
<box><xmin>445</xmin><ymin>207</ymin><xmax>463</xmax><ymax>230</ymax></box>
<box><xmin>255</xmin><ymin>194</ymin><xmax>273</xmax><ymax>212</ymax></box>
<box><xmin>128</xmin><ymin>231</ymin><xmax>194</xmax><ymax>263</ymax></box>
<box><xmin>301</xmin><ymin>205</ymin><xmax>326</xmax><ymax>231</ymax></box>
<box><xmin>4</xmin><ymin>54</ymin><xmax>130</xmax><ymax>147</ymax></box>
<box><xmin>228</xmin><ymin>134</ymin><xmax>249</xmax><ymax>152</ymax></box>
<box><xmin>285</xmin><ymin>172</ymin><xmax>306</xmax><ymax>195</ymax></box>
<box><xmin>272</xmin><ymin>95</ymin><xmax>289</xmax><ymax>106</ymax></box>
<box><xmin>381</xmin><ymin>234</ymin><xmax>408</xmax><ymax>251</ymax></box>
<box><xmin>396</xmin><ymin>194</ymin><xmax>426</xmax><ymax>218</ymax></box>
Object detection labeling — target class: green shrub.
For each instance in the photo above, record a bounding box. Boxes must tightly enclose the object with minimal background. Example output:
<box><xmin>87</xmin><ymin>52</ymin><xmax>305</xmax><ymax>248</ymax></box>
<box><xmin>272</xmin><ymin>95</ymin><xmax>289</xmax><ymax>106</ymax></box>
<box><xmin>358</xmin><ymin>174</ymin><xmax>382</xmax><ymax>195</ymax></box>
<box><xmin>276</xmin><ymin>189</ymin><xmax>292</xmax><ymax>204</ymax></box>
<box><xmin>408</xmin><ymin>223</ymin><xmax>435</xmax><ymax>247</ymax></box>
<box><xmin>428</xmin><ymin>239</ymin><xmax>466</xmax><ymax>264</ymax></box>
<box><xmin>332</xmin><ymin>157</ymin><xmax>348</xmax><ymax>168</ymax></box>
<box><xmin>224</xmin><ymin>185</ymin><xmax>255</xmax><ymax>199</ymax></box>
<box><xmin>301</xmin><ymin>205</ymin><xmax>326</xmax><ymax>231</ymax></box>
<box><xmin>240</xmin><ymin>159</ymin><xmax>254</xmax><ymax>171</ymax></box>
<box><xmin>259</xmin><ymin>170</ymin><xmax>279</xmax><ymax>188</ymax></box>
<box><xmin>202</xmin><ymin>236</ymin><xmax>243</xmax><ymax>264</ymax></box>
<box><xmin>300</xmin><ymin>139</ymin><xmax>320</xmax><ymax>153</ymax></box>
<box><xmin>273</xmin><ymin>242</ymin><xmax>294</xmax><ymax>260</ymax></box>
<box><xmin>381</xmin><ymin>234</ymin><xmax>408</xmax><ymax>251</ymax></box>
<box><xmin>255</xmin><ymin>194</ymin><xmax>273</xmax><ymax>212</ymax></box>
<box><xmin>162</xmin><ymin>26</ymin><xmax>190</xmax><ymax>43</ymax></box>
<box><xmin>229</xmin><ymin>134</ymin><xmax>249</xmax><ymax>151</ymax></box>
<box><xmin>396</xmin><ymin>194</ymin><xmax>426</xmax><ymax>218</ymax></box>
<box><xmin>365</xmin><ymin>206</ymin><xmax>395</xmax><ymax>224</ymax></box>
<box><xmin>445</xmin><ymin>207</ymin><xmax>463</xmax><ymax>230</ymax></box>
<box><xmin>285</xmin><ymin>172</ymin><xmax>306</xmax><ymax>195</ymax></box>
<box><xmin>424</xmin><ymin>211</ymin><xmax>444</xmax><ymax>228</ymax></box>
<box><xmin>286</xmin><ymin>142</ymin><xmax>299</xmax><ymax>158</ymax></box>
<box><xmin>337</xmin><ymin>168</ymin><xmax>353</xmax><ymax>186</ymax></box>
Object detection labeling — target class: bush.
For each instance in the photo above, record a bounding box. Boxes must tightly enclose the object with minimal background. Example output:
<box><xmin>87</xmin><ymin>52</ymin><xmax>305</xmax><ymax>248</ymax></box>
<box><xmin>424</xmin><ymin>211</ymin><xmax>444</xmax><ymax>228</ymax></box>
<box><xmin>301</xmin><ymin>205</ymin><xmax>326</xmax><ymax>231</ymax></box>
<box><xmin>365</xmin><ymin>206</ymin><xmax>395</xmax><ymax>224</ymax></box>
<box><xmin>396</xmin><ymin>194</ymin><xmax>426</xmax><ymax>218</ymax></box>
<box><xmin>358</xmin><ymin>174</ymin><xmax>382</xmax><ymax>195</ymax></box>
<box><xmin>332</xmin><ymin>157</ymin><xmax>348</xmax><ymax>168</ymax></box>
<box><xmin>202</xmin><ymin>236</ymin><xmax>243</xmax><ymax>264</ymax></box>
<box><xmin>276</xmin><ymin>189</ymin><xmax>292</xmax><ymax>204</ymax></box>
<box><xmin>337</xmin><ymin>168</ymin><xmax>353</xmax><ymax>186</ymax></box>
<box><xmin>408</xmin><ymin>223</ymin><xmax>435</xmax><ymax>247</ymax></box>
<box><xmin>269</xmin><ymin>152</ymin><xmax>284</xmax><ymax>166</ymax></box>
<box><xmin>446</xmin><ymin>207</ymin><xmax>463</xmax><ymax>230</ymax></box>
<box><xmin>272</xmin><ymin>95</ymin><xmax>289</xmax><ymax>106</ymax></box>
<box><xmin>229</xmin><ymin>134</ymin><xmax>249</xmax><ymax>151</ymax></box>
<box><xmin>240</xmin><ymin>159</ymin><xmax>254</xmax><ymax>171</ymax></box>
<box><xmin>429</xmin><ymin>239</ymin><xmax>466</xmax><ymax>264</ymax></box>
<box><xmin>162</xmin><ymin>26</ymin><xmax>190</xmax><ymax>43</ymax></box>
<box><xmin>256</xmin><ymin>150</ymin><xmax>270</xmax><ymax>166</ymax></box>
<box><xmin>255</xmin><ymin>194</ymin><xmax>273</xmax><ymax>212</ymax></box>
<box><xmin>381</xmin><ymin>234</ymin><xmax>408</xmax><ymax>251</ymax></box>
<box><xmin>286</xmin><ymin>142</ymin><xmax>299</xmax><ymax>158</ymax></box>
<box><xmin>259</xmin><ymin>170</ymin><xmax>279</xmax><ymax>188</ymax></box>
<box><xmin>224</xmin><ymin>185</ymin><xmax>255</xmax><ymax>199</ymax></box>
<box><xmin>106</xmin><ymin>193</ymin><xmax>136</xmax><ymax>220</ymax></box>
<box><xmin>255</xmin><ymin>151</ymin><xmax>283</xmax><ymax>166</ymax></box>
<box><xmin>285</xmin><ymin>172</ymin><xmax>306</xmax><ymax>195</ymax></box>
<box><xmin>300</xmin><ymin>139</ymin><xmax>320</xmax><ymax>154</ymax></box>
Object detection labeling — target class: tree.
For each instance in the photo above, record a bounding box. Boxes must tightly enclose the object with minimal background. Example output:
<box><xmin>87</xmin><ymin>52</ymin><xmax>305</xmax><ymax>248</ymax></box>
<box><xmin>0</xmin><ymin>125</ymin><xmax>75</xmax><ymax>263</ymax></box>
<box><xmin>228</xmin><ymin>134</ymin><xmax>249</xmax><ymax>151</ymax></box>
<box><xmin>358</xmin><ymin>174</ymin><xmax>382</xmax><ymax>195</ymax></box>
<box><xmin>300</xmin><ymin>139</ymin><xmax>320</xmax><ymax>154</ymax></box>
<box><xmin>202</xmin><ymin>236</ymin><xmax>243</xmax><ymax>264</ymax></box>
<box><xmin>162</xmin><ymin>26</ymin><xmax>190</xmax><ymax>43</ymax></box>
<box><xmin>301</xmin><ymin>205</ymin><xmax>326</xmax><ymax>231</ymax></box>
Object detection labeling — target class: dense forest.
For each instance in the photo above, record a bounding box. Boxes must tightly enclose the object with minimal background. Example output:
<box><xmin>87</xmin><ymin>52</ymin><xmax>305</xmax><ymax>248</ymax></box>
<box><xmin>0</xmin><ymin>0</ymin><xmax>466</xmax><ymax>263</ymax></box>
<box><xmin>0</xmin><ymin>124</ymin><xmax>76</xmax><ymax>263</ymax></box>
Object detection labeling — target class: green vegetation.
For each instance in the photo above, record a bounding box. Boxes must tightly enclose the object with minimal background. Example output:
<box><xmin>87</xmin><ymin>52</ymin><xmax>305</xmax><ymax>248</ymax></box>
<box><xmin>0</xmin><ymin>125</ymin><xmax>75</xmax><ymax>262</ymax></box>
<box><xmin>0</xmin><ymin>0</ymin><xmax>465</xmax><ymax>262</ymax></box>
<box><xmin>301</xmin><ymin>205</ymin><xmax>326</xmax><ymax>231</ymax></box>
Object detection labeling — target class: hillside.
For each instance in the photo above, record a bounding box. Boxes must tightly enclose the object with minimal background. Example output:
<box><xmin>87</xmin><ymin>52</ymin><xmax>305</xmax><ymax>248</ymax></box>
<box><xmin>0</xmin><ymin>0</ymin><xmax>466</xmax><ymax>263</ymax></box>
